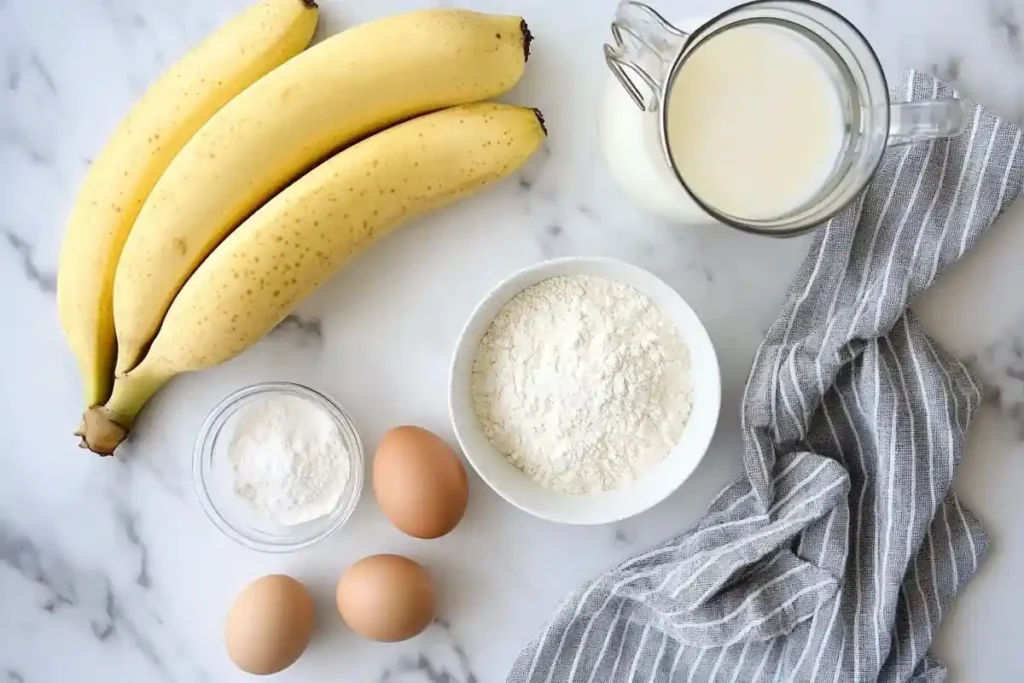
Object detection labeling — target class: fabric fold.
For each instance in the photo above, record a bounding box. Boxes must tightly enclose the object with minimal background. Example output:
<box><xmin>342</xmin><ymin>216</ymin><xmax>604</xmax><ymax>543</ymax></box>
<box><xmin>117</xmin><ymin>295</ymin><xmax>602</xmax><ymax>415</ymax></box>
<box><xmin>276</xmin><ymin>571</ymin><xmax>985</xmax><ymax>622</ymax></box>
<box><xmin>509</xmin><ymin>71</ymin><xmax>1023</xmax><ymax>682</ymax></box>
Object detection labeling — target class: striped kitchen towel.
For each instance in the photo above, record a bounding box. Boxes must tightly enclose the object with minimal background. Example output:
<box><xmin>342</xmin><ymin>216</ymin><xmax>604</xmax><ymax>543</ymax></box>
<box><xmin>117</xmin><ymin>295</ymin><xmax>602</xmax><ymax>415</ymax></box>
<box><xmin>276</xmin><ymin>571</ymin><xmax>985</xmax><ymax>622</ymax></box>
<box><xmin>508</xmin><ymin>71</ymin><xmax>1024</xmax><ymax>682</ymax></box>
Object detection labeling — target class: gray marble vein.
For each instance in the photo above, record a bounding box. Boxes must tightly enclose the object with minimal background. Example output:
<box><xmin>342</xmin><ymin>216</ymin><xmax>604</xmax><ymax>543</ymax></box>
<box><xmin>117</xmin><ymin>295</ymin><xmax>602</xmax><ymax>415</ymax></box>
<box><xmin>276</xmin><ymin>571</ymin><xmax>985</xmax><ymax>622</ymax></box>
<box><xmin>111</xmin><ymin>503</ymin><xmax>152</xmax><ymax>590</ymax></box>
<box><xmin>107</xmin><ymin>584</ymin><xmax>165</xmax><ymax>672</ymax></box>
<box><xmin>0</xmin><ymin>130</ymin><xmax>54</xmax><ymax>167</ymax></box>
<box><xmin>969</xmin><ymin>332</ymin><xmax>1024</xmax><ymax>438</ymax></box>
<box><xmin>537</xmin><ymin>222</ymin><xmax>573</xmax><ymax>259</ymax></box>
<box><xmin>514</xmin><ymin>141</ymin><xmax>553</xmax><ymax>195</ymax></box>
<box><xmin>92</xmin><ymin>0</ymin><xmax>170</xmax><ymax>92</ymax></box>
<box><xmin>990</xmin><ymin>0</ymin><xmax>1024</xmax><ymax>58</ymax></box>
<box><xmin>25</xmin><ymin>52</ymin><xmax>54</xmax><ymax>95</ymax></box>
<box><xmin>5</xmin><ymin>54</ymin><xmax>19</xmax><ymax>92</ymax></box>
<box><xmin>272</xmin><ymin>313</ymin><xmax>323</xmax><ymax>345</ymax></box>
<box><xmin>0</xmin><ymin>523</ymin><xmax>78</xmax><ymax>613</ymax></box>
<box><xmin>379</xmin><ymin>620</ymin><xmax>479</xmax><ymax>683</ymax></box>
<box><xmin>931</xmin><ymin>55</ymin><xmax>963</xmax><ymax>87</ymax></box>
<box><xmin>126</xmin><ymin>455</ymin><xmax>186</xmax><ymax>499</ymax></box>
<box><xmin>0</xmin><ymin>516</ymin><xmax>193</xmax><ymax>682</ymax></box>
<box><xmin>2</xmin><ymin>228</ymin><xmax>56</xmax><ymax>293</ymax></box>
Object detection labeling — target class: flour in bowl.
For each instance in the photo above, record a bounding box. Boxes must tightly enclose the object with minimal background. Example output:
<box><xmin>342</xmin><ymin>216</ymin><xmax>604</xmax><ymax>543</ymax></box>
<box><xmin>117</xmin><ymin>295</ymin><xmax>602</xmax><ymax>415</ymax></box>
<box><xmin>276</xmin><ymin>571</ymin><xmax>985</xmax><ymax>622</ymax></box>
<box><xmin>470</xmin><ymin>274</ymin><xmax>693</xmax><ymax>494</ymax></box>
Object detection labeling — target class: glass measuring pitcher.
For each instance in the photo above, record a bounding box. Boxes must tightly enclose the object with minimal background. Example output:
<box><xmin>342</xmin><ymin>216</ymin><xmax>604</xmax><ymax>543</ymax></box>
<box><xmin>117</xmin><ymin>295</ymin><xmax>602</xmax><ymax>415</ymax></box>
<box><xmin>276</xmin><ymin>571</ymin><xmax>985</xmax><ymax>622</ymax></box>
<box><xmin>603</xmin><ymin>0</ymin><xmax>970</xmax><ymax>236</ymax></box>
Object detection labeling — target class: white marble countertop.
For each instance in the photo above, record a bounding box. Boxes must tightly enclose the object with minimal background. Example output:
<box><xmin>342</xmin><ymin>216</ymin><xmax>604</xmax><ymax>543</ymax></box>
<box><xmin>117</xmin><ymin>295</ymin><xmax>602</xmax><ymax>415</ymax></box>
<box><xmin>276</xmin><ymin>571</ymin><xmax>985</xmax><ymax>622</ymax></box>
<box><xmin>4</xmin><ymin>0</ymin><xmax>1024</xmax><ymax>681</ymax></box>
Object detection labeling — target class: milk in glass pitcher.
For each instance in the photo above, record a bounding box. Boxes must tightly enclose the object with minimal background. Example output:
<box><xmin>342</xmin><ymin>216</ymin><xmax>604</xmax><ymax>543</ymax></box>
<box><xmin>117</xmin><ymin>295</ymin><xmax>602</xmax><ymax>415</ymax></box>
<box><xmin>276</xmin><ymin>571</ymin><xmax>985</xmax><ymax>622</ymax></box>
<box><xmin>600</xmin><ymin>0</ymin><xmax>969</xmax><ymax>235</ymax></box>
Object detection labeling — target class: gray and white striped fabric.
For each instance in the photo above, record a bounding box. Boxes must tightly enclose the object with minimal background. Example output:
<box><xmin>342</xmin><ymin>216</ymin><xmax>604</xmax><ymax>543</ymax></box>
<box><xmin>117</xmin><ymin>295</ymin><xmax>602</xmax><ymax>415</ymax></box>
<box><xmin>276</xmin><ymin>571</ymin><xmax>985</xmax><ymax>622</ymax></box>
<box><xmin>509</xmin><ymin>71</ymin><xmax>1024</xmax><ymax>682</ymax></box>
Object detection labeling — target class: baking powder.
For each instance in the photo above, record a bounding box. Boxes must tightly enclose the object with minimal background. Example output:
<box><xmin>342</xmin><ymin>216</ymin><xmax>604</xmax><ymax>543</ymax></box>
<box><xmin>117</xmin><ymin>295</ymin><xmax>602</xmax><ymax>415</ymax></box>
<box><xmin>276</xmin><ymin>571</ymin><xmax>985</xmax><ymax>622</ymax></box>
<box><xmin>228</xmin><ymin>394</ymin><xmax>351</xmax><ymax>525</ymax></box>
<box><xmin>471</xmin><ymin>274</ymin><xmax>693</xmax><ymax>494</ymax></box>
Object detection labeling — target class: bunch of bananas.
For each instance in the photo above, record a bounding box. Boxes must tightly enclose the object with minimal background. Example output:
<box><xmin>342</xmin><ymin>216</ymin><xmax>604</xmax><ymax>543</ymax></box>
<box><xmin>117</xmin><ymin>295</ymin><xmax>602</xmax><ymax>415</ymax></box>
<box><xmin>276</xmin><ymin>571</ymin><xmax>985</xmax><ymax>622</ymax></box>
<box><xmin>58</xmin><ymin>0</ymin><xmax>546</xmax><ymax>455</ymax></box>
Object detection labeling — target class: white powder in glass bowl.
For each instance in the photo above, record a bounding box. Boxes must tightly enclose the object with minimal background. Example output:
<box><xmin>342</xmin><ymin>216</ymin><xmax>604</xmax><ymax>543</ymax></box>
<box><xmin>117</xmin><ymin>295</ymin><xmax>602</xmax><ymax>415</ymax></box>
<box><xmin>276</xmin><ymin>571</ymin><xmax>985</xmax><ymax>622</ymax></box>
<box><xmin>227</xmin><ymin>394</ymin><xmax>351</xmax><ymax>526</ymax></box>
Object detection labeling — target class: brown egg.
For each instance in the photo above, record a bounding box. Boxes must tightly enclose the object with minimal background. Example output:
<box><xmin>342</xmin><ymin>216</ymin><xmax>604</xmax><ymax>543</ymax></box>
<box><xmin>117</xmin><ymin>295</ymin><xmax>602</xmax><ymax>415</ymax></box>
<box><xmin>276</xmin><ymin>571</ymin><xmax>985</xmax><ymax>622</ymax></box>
<box><xmin>225</xmin><ymin>574</ymin><xmax>315</xmax><ymax>675</ymax></box>
<box><xmin>373</xmin><ymin>426</ymin><xmax>468</xmax><ymax>539</ymax></box>
<box><xmin>336</xmin><ymin>554</ymin><xmax>435</xmax><ymax>642</ymax></box>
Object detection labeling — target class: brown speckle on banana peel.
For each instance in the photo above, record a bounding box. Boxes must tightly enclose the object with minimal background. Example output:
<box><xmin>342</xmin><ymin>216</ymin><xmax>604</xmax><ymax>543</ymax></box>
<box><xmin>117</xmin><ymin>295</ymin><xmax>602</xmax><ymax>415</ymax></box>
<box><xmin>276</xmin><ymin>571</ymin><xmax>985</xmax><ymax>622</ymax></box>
<box><xmin>76</xmin><ymin>407</ymin><xmax>129</xmax><ymax>456</ymax></box>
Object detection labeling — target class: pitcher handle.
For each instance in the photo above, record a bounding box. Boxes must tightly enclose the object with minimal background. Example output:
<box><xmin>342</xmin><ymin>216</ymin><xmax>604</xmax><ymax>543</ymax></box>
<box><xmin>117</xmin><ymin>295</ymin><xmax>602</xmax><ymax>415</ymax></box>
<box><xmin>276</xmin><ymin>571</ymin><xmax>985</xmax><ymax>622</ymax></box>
<box><xmin>888</xmin><ymin>99</ymin><xmax>970</xmax><ymax>146</ymax></box>
<box><xmin>603</xmin><ymin>1</ymin><xmax>689</xmax><ymax>112</ymax></box>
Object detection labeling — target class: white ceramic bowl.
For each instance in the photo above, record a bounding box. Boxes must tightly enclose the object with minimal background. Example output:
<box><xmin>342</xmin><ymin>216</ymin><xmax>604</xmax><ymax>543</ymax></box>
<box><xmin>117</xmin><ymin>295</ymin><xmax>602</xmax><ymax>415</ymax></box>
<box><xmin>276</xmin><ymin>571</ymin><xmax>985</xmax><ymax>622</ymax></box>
<box><xmin>449</xmin><ymin>257</ymin><xmax>720</xmax><ymax>525</ymax></box>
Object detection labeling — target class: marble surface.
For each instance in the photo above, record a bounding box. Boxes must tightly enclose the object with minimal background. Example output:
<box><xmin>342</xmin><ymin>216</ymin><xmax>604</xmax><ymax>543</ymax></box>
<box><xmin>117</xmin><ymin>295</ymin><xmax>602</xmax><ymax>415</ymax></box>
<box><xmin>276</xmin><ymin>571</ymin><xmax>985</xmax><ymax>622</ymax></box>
<box><xmin>3</xmin><ymin>0</ymin><xmax>1024</xmax><ymax>681</ymax></box>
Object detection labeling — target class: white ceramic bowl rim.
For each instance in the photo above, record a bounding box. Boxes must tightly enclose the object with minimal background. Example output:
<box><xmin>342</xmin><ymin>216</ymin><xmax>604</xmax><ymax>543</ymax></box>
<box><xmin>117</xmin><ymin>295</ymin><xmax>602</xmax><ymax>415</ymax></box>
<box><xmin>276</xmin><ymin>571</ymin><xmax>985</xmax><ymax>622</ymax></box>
<box><xmin>449</xmin><ymin>256</ymin><xmax>722</xmax><ymax>525</ymax></box>
<box><xmin>192</xmin><ymin>381</ymin><xmax>364</xmax><ymax>553</ymax></box>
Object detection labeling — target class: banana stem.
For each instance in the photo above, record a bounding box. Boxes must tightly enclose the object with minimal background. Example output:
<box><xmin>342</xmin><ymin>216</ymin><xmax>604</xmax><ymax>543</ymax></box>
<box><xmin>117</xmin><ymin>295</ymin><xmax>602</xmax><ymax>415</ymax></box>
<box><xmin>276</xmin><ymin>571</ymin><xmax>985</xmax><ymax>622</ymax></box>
<box><xmin>107</xmin><ymin>367</ymin><xmax>171</xmax><ymax>426</ymax></box>
<box><xmin>78</xmin><ymin>365</ymin><xmax>172</xmax><ymax>455</ymax></box>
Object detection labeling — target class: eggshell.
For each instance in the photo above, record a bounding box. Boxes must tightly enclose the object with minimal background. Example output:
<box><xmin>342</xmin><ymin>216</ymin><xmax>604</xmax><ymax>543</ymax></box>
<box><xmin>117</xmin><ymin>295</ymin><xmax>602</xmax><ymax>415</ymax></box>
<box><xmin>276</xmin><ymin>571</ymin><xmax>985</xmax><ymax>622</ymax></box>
<box><xmin>225</xmin><ymin>574</ymin><xmax>315</xmax><ymax>675</ymax></box>
<box><xmin>336</xmin><ymin>554</ymin><xmax>435</xmax><ymax>642</ymax></box>
<box><xmin>373</xmin><ymin>426</ymin><xmax>468</xmax><ymax>538</ymax></box>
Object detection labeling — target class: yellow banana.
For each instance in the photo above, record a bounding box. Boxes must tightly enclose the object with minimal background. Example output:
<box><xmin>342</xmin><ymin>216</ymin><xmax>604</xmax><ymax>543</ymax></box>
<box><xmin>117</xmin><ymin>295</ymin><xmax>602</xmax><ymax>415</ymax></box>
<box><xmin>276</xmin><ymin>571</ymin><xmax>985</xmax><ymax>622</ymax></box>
<box><xmin>57</xmin><ymin>0</ymin><xmax>318</xmax><ymax>407</ymax></box>
<box><xmin>79</xmin><ymin>103</ymin><xmax>546</xmax><ymax>454</ymax></box>
<box><xmin>111</xmin><ymin>9</ymin><xmax>532</xmax><ymax>376</ymax></box>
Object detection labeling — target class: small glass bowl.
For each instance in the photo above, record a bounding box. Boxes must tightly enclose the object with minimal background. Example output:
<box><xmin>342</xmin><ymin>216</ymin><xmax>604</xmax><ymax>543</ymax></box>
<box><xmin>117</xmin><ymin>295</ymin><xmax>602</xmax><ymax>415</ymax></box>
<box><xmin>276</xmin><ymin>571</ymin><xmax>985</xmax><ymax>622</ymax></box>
<box><xmin>193</xmin><ymin>382</ymin><xmax>364</xmax><ymax>553</ymax></box>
